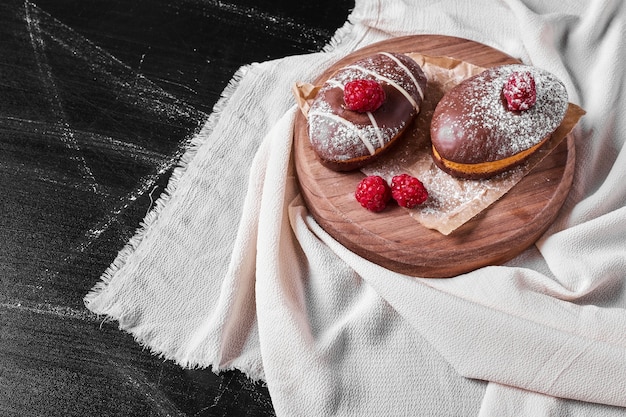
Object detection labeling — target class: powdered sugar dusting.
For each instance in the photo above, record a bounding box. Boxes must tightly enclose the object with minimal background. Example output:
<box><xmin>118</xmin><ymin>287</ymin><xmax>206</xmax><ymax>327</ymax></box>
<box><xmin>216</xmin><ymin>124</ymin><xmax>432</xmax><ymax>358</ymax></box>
<box><xmin>363</xmin><ymin>127</ymin><xmax>525</xmax><ymax>233</ymax></box>
<box><xmin>432</xmin><ymin>64</ymin><xmax>568</xmax><ymax>163</ymax></box>
<box><xmin>367</xmin><ymin>111</ymin><xmax>385</xmax><ymax>148</ymax></box>
<box><xmin>308</xmin><ymin>99</ymin><xmax>402</xmax><ymax>160</ymax></box>
<box><xmin>344</xmin><ymin>64</ymin><xmax>419</xmax><ymax>110</ymax></box>
<box><xmin>308</xmin><ymin>110</ymin><xmax>377</xmax><ymax>155</ymax></box>
<box><xmin>380</xmin><ymin>52</ymin><xmax>425</xmax><ymax>100</ymax></box>
<box><xmin>307</xmin><ymin>53</ymin><xmax>426</xmax><ymax>165</ymax></box>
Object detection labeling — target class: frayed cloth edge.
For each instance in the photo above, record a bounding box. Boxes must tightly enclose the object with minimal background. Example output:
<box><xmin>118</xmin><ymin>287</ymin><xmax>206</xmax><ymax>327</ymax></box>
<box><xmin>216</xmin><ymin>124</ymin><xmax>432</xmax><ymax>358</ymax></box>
<box><xmin>83</xmin><ymin>64</ymin><xmax>252</xmax><ymax>307</ymax></box>
<box><xmin>82</xmin><ymin>8</ymin><xmax>360</xmax><ymax>376</ymax></box>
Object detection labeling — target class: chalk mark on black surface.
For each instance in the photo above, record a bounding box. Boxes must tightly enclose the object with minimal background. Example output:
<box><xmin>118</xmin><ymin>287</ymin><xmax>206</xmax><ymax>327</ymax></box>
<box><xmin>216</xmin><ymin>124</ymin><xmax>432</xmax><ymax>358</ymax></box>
<box><xmin>24</xmin><ymin>0</ymin><xmax>104</xmax><ymax>196</ymax></box>
<box><xmin>173</xmin><ymin>0</ymin><xmax>336</xmax><ymax>48</ymax></box>
<box><xmin>108</xmin><ymin>357</ymin><xmax>188</xmax><ymax>417</ymax></box>
<box><xmin>18</xmin><ymin>0</ymin><xmax>207</xmax><ymax>265</ymax></box>
<box><xmin>0</xmin><ymin>1</ymin><xmax>208</xmax><ymax>313</ymax></box>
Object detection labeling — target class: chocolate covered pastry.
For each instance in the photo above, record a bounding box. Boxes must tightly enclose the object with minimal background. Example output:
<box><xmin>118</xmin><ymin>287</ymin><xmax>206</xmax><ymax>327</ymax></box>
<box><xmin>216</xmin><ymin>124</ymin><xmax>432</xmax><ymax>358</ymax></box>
<box><xmin>307</xmin><ymin>52</ymin><xmax>427</xmax><ymax>171</ymax></box>
<box><xmin>430</xmin><ymin>64</ymin><xmax>568</xmax><ymax>179</ymax></box>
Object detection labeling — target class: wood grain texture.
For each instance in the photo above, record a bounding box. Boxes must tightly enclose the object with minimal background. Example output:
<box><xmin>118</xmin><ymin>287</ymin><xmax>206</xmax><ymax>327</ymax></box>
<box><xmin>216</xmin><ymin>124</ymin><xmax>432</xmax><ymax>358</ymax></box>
<box><xmin>294</xmin><ymin>35</ymin><xmax>575</xmax><ymax>278</ymax></box>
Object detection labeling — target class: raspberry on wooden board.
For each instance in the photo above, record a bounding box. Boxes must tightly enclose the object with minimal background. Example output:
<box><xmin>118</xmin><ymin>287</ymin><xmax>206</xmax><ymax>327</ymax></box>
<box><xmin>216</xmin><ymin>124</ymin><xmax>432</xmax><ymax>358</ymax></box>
<box><xmin>390</xmin><ymin>174</ymin><xmax>428</xmax><ymax>208</ymax></box>
<box><xmin>354</xmin><ymin>175</ymin><xmax>392</xmax><ymax>212</ymax></box>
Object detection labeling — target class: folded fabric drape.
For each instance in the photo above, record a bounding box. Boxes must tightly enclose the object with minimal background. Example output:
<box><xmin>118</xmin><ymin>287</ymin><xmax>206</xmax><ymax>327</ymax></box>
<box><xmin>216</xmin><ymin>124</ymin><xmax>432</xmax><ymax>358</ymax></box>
<box><xmin>85</xmin><ymin>0</ymin><xmax>626</xmax><ymax>415</ymax></box>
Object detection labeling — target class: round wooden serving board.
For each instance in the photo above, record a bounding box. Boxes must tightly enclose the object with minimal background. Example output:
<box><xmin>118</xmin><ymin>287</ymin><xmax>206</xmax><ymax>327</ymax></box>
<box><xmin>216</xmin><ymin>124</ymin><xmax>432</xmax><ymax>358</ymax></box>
<box><xmin>293</xmin><ymin>35</ymin><xmax>575</xmax><ymax>278</ymax></box>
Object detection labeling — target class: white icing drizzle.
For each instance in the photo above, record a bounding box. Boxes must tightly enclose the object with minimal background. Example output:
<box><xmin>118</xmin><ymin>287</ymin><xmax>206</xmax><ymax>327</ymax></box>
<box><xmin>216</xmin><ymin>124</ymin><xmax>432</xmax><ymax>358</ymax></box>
<box><xmin>307</xmin><ymin>53</ymin><xmax>426</xmax><ymax>164</ymax></box>
<box><xmin>322</xmin><ymin>78</ymin><xmax>385</xmax><ymax>151</ymax></box>
<box><xmin>367</xmin><ymin>111</ymin><xmax>385</xmax><ymax>148</ymax></box>
<box><xmin>326</xmin><ymin>79</ymin><xmax>344</xmax><ymax>90</ymax></box>
<box><xmin>379</xmin><ymin>52</ymin><xmax>424</xmax><ymax>100</ymax></box>
<box><xmin>345</xmin><ymin>64</ymin><xmax>420</xmax><ymax>111</ymax></box>
<box><xmin>308</xmin><ymin>110</ymin><xmax>376</xmax><ymax>155</ymax></box>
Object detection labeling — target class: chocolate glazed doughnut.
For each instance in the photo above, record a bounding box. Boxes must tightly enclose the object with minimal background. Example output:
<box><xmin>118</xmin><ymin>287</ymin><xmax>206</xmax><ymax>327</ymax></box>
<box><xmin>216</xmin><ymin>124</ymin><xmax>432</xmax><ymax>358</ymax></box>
<box><xmin>307</xmin><ymin>52</ymin><xmax>427</xmax><ymax>171</ymax></box>
<box><xmin>430</xmin><ymin>64</ymin><xmax>569</xmax><ymax>179</ymax></box>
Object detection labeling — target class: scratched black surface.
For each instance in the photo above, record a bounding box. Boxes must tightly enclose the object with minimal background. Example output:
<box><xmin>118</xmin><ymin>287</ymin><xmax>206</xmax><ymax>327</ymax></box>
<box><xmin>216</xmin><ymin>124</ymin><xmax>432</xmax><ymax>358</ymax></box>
<box><xmin>0</xmin><ymin>0</ymin><xmax>354</xmax><ymax>415</ymax></box>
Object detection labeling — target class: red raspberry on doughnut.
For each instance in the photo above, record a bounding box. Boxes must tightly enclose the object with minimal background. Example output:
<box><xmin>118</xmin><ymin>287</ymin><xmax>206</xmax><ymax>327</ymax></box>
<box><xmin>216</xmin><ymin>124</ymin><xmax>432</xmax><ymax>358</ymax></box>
<box><xmin>390</xmin><ymin>174</ymin><xmax>428</xmax><ymax>208</ymax></box>
<box><xmin>355</xmin><ymin>175</ymin><xmax>391</xmax><ymax>212</ymax></box>
<box><xmin>502</xmin><ymin>71</ymin><xmax>537</xmax><ymax>111</ymax></box>
<box><xmin>344</xmin><ymin>79</ymin><xmax>386</xmax><ymax>112</ymax></box>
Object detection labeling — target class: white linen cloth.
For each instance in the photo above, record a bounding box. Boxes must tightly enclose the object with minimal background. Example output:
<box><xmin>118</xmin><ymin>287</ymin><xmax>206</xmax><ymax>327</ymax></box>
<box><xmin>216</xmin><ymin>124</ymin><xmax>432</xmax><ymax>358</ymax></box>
<box><xmin>85</xmin><ymin>0</ymin><xmax>626</xmax><ymax>415</ymax></box>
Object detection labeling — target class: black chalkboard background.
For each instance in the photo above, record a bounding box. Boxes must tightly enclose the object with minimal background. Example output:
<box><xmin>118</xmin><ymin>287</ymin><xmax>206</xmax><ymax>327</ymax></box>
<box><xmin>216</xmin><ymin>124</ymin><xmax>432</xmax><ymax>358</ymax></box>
<box><xmin>0</xmin><ymin>0</ymin><xmax>353</xmax><ymax>415</ymax></box>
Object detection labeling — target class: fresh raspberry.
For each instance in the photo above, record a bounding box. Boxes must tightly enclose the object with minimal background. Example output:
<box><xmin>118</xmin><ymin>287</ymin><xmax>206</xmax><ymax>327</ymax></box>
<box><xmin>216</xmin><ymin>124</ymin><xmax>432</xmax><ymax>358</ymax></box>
<box><xmin>344</xmin><ymin>79</ymin><xmax>386</xmax><ymax>112</ymax></box>
<box><xmin>355</xmin><ymin>175</ymin><xmax>391</xmax><ymax>212</ymax></box>
<box><xmin>390</xmin><ymin>174</ymin><xmax>428</xmax><ymax>208</ymax></box>
<box><xmin>502</xmin><ymin>71</ymin><xmax>537</xmax><ymax>111</ymax></box>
